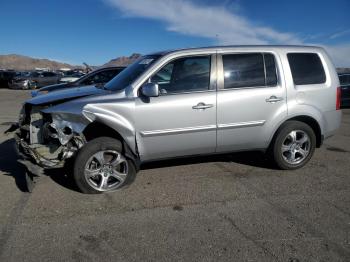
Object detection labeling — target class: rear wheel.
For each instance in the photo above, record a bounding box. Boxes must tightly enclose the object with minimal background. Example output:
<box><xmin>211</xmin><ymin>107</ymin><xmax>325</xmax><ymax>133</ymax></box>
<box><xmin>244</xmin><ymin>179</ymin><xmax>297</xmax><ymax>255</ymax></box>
<box><xmin>271</xmin><ymin>121</ymin><xmax>316</xmax><ymax>170</ymax></box>
<box><xmin>74</xmin><ymin>137</ymin><xmax>136</xmax><ymax>194</ymax></box>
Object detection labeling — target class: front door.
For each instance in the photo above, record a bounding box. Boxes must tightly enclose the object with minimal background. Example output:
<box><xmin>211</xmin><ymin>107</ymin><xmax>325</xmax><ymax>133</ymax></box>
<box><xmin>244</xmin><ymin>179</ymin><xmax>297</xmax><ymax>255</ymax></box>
<box><xmin>135</xmin><ymin>55</ymin><xmax>217</xmax><ymax>161</ymax></box>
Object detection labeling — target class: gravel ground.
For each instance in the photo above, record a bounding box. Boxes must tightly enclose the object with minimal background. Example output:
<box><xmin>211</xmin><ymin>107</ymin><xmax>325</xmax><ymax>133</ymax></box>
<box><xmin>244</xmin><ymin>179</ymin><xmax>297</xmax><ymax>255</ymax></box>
<box><xmin>0</xmin><ymin>89</ymin><xmax>349</xmax><ymax>262</ymax></box>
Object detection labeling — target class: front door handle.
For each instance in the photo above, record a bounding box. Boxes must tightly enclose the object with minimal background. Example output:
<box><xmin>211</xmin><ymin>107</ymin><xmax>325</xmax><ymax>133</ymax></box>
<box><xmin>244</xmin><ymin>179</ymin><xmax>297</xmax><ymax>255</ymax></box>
<box><xmin>265</xmin><ymin>96</ymin><xmax>284</xmax><ymax>103</ymax></box>
<box><xmin>192</xmin><ymin>102</ymin><xmax>214</xmax><ymax>110</ymax></box>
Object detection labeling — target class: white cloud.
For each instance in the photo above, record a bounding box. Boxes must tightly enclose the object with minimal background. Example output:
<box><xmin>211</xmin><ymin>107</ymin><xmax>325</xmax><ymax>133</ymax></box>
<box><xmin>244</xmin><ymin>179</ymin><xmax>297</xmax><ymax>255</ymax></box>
<box><xmin>323</xmin><ymin>44</ymin><xmax>350</xmax><ymax>67</ymax></box>
<box><xmin>106</xmin><ymin>0</ymin><xmax>301</xmax><ymax>45</ymax></box>
<box><xmin>106</xmin><ymin>0</ymin><xmax>350</xmax><ymax>67</ymax></box>
<box><xmin>330</xmin><ymin>29</ymin><xmax>350</xmax><ymax>40</ymax></box>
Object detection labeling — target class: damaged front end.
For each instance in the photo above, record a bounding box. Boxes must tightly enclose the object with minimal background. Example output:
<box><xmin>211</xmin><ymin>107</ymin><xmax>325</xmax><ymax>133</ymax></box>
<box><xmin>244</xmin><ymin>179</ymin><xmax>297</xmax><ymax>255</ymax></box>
<box><xmin>14</xmin><ymin>103</ymin><xmax>87</xmax><ymax>168</ymax></box>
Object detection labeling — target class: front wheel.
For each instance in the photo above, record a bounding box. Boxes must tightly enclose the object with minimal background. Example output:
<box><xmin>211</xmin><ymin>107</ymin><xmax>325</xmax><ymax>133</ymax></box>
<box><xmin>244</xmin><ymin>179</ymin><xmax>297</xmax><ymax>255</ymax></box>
<box><xmin>74</xmin><ymin>137</ymin><xmax>136</xmax><ymax>194</ymax></box>
<box><xmin>270</xmin><ymin>121</ymin><xmax>316</xmax><ymax>170</ymax></box>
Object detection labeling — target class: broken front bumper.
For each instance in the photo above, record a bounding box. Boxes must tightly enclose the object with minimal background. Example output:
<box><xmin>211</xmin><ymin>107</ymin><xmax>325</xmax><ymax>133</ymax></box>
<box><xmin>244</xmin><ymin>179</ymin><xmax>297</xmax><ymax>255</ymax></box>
<box><xmin>14</xmin><ymin>132</ymin><xmax>64</xmax><ymax>168</ymax></box>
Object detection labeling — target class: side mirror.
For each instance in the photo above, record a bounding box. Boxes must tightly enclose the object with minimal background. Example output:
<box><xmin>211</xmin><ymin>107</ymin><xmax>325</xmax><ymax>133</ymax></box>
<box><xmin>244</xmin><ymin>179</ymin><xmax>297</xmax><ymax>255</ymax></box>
<box><xmin>141</xmin><ymin>82</ymin><xmax>159</xmax><ymax>97</ymax></box>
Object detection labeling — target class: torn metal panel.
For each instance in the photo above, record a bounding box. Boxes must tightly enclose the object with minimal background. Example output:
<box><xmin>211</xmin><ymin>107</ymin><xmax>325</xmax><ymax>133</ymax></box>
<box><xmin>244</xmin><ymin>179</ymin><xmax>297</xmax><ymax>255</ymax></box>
<box><xmin>15</xmin><ymin>104</ymin><xmax>87</xmax><ymax>168</ymax></box>
<box><xmin>49</xmin><ymin>113</ymin><xmax>87</xmax><ymax>145</ymax></box>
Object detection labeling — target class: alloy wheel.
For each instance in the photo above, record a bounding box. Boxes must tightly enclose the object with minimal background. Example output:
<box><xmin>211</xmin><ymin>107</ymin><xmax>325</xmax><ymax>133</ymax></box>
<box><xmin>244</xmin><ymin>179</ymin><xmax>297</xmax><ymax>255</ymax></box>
<box><xmin>84</xmin><ymin>150</ymin><xmax>128</xmax><ymax>192</ymax></box>
<box><xmin>281</xmin><ymin>130</ymin><xmax>310</xmax><ymax>165</ymax></box>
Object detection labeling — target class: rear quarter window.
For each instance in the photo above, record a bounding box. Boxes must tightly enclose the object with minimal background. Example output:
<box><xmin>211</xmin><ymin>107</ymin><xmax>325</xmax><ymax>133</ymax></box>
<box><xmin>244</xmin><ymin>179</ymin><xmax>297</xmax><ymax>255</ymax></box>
<box><xmin>287</xmin><ymin>53</ymin><xmax>326</xmax><ymax>85</ymax></box>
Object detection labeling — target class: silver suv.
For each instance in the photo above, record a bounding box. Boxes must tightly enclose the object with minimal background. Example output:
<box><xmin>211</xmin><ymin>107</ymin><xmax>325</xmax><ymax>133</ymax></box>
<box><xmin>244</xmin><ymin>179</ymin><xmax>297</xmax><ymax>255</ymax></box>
<box><xmin>13</xmin><ymin>46</ymin><xmax>342</xmax><ymax>194</ymax></box>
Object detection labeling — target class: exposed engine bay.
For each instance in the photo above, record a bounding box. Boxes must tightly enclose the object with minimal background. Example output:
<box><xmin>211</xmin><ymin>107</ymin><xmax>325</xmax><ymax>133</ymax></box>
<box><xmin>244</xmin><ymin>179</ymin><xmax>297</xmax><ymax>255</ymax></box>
<box><xmin>15</xmin><ymin>103</ymin><xmax>87</xmax><ymax>168</ymax></box>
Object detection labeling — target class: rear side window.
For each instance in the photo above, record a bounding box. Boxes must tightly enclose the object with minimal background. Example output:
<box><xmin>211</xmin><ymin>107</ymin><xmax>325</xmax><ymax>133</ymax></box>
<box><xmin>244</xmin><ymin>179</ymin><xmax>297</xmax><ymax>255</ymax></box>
<box><xmin>287</xmin><ymin>53</ymin><xmax>326</xmax><ymax>85</ymax></box>
<box><xmin>222</xmin><ymin>53</ymin><xmax>277</xmax><ymax>89</ymax></box>
<box><xmin>42</xmin><ymin>72</ymin><xmax>56</xmax><ymax>77</ymax></box>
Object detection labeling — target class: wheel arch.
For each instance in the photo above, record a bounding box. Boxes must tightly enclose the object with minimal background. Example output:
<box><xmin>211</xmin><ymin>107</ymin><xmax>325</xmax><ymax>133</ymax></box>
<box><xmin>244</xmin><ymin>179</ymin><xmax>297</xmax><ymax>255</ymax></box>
<box><xmin>82</xmin><ymin>121</ymin><xmax>140</xmax><ymax>169</ymax></box>
<box><xmin>268</xmin><ymin>115</ymin><xmax>323</xmax><ymax>149</ymax></box>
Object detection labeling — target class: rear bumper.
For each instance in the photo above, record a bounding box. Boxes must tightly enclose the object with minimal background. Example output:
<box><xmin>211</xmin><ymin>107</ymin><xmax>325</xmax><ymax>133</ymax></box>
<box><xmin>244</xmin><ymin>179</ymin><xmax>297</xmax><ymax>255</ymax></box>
<box><xmin>323</xmin><ymin>109</ymin><xmax>342</xmax><ymax>140</ymax></box>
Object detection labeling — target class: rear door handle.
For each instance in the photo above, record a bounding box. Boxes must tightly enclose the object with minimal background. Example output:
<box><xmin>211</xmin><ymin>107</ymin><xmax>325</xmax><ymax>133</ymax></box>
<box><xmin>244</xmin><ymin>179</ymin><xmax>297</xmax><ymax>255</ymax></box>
<box><xmin>192</xmin><ymin>102</ymin><xmax>214</xmax><ymax>110</ymax></box>
<box><xmin>265</xmin><ymin>96</ymin><xmax>284</xmax><ymax>103</ymax></box>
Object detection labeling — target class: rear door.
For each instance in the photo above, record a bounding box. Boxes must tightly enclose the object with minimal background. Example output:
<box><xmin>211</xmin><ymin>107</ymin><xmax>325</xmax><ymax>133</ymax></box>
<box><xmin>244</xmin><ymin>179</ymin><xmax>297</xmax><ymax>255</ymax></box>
<box><xmin>216</xmin><ymin>52</ymin><xmax>287</xmax><ymax>152</ymax></box>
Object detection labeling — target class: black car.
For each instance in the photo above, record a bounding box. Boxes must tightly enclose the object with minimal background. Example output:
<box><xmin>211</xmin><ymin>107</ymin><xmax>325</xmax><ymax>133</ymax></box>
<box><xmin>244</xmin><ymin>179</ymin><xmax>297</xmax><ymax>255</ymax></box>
<box><xmin>31</xmin><ymin>66</ymin><xmax>125</xmax><ymax>97</ymax></box>
<box><xmin>339</xmin><ymin>73</ymin><xmax>350</xmax><ymax>108</ymax></box>
<box><xmin>0</xmin><ymin>70</ymin><xmax>17</xmax><ymax>88</ymax></box>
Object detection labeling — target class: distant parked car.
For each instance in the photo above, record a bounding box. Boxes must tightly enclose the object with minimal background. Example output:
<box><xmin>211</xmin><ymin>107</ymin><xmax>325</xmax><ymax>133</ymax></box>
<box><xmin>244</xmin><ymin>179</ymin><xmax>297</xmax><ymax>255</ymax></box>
<box><xmin>338</xmin><ymin>73</ymin><xmax>350</xmax><ymax>108</ymax></box>
<box><xmin>9</xmin><ymin>71</ymin><xmax>60</xmax><ymax>89</ymax></box>
<box><xmin>59</xmin><ymin>72</ymin><xmax>85</xmax><ymax>83</ymax></box>
<box><xmin>31</xmin><ymin>66</ymin><xmax>125</xmax><ymax>96</ymax></box>
<box><xmin>0</xmin><ymin>70</ymin><xmax>17</xmax><ymax>88</ymax></box>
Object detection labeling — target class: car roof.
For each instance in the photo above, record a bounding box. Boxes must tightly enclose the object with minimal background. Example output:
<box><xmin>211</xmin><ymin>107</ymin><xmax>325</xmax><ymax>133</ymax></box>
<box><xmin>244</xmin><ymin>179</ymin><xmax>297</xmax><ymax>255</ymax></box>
<box><xmin>148</xmin><ymin>45</ymin><xmax>324</xmax><ymax>56</ymax></box>
<box><xmin>96</xmin><ymin>66</ymin><xmax>126</xmax><ymax>70</ymax></box>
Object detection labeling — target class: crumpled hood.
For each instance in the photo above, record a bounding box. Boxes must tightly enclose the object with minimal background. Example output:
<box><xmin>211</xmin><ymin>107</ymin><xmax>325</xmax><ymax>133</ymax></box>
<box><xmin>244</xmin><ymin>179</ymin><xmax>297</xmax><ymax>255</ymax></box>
<box><xmin>26</xmin><ymin>85</ymin><xmax>109</xmax><ymax>105</ymax></box>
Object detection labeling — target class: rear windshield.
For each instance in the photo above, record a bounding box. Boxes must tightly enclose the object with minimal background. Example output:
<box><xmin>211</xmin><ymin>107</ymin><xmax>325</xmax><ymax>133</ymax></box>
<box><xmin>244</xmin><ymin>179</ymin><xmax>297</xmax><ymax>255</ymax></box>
<box><xmin>287</xmin><ymin>53</ymin><xmax>326</xmax><ymax>85</ymax></box>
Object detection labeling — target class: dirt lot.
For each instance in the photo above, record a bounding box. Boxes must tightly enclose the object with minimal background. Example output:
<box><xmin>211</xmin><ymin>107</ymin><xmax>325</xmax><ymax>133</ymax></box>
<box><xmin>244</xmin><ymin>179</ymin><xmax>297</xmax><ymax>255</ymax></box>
<box><xmin>0</xmin><ymin>89</ymin><xmax>349</xmax><ymax>262</ymax></box>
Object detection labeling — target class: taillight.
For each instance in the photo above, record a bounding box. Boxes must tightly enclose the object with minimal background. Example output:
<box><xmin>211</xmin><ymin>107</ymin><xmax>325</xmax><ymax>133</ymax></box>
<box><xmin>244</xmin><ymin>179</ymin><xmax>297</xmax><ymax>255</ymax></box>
<box><xmin>336</xmin><ymin>86</ymin><xmax>341</xmax><ymax>110</ymax></box>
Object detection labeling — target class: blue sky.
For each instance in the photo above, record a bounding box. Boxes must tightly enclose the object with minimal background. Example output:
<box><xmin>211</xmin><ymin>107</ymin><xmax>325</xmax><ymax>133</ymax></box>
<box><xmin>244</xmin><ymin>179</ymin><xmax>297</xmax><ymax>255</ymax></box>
<box><xmin>1</xmin><ymin>0</ymin><xmax>349</xmax><ymax>66</ymax></box>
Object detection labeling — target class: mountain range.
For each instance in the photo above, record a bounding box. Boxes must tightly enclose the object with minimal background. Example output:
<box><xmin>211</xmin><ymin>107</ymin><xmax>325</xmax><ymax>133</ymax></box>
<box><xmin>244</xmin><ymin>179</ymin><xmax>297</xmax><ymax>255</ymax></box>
<box><xmin>1</xmin><ymin>53</ymin><xmax>349</xmax><ymax>73</ymax></box>
<box><xmin>0</xmin><ymin>53</ymin><xmax>142</xmax><ymax>71</ymax></box>
<box><xmin>0</xmin><ymin>54</ymin><xmax>80</xmax><ymax>71</ymax></box>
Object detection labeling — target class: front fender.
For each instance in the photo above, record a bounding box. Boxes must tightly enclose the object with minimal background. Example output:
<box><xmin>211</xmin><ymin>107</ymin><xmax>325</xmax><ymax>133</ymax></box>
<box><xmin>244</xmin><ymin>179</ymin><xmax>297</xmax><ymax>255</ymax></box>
<box><xmin>82</xmin><ymin>103</ymin><xmax>136</xmax><ymax>155</ymax></box>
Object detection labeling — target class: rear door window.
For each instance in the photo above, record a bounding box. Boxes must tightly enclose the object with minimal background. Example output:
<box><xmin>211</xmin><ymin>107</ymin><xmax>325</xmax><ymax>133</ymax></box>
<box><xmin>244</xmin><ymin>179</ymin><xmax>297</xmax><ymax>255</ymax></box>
<box><xmin>287</xmin><ymin>53</ymin><xmax>326</xmax><ymax>85</ymax></box>
<box><xmin>222</xmin><ymin>53</ymin><xmax>277</xmax><ymax>89</ymax></box>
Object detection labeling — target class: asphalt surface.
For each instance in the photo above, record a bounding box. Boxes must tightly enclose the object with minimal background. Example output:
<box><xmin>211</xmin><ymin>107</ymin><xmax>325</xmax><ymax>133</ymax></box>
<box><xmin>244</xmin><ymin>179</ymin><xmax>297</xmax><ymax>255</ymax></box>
<box><xmin>0</xmin><ymin>89</ymin><xmax>349</xmax><ymax>262</ymax></box>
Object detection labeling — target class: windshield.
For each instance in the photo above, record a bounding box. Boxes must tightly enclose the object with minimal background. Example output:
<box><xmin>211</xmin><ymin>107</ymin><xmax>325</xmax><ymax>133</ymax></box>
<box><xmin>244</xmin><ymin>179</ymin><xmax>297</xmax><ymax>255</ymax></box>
<box><xmin>104</xmin><ymin>55</ymin><xmax>161</xmax><ymax>91</ymax></box>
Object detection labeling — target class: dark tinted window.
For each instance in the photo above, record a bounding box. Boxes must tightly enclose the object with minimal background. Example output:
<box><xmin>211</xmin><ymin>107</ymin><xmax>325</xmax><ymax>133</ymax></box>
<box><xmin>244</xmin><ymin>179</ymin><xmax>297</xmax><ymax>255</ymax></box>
<box><xmin>42</xmin><ymin>72</ymin><xmax>56</xmax><ymax>77</ymax></box>
<box><xmin>31</xmin><ymin>72</ymin><xmax>40</xmax><ymax>77</ymax></box>
<box><xmin>339</xmin><ymin>75</ymin><xmax>350</xmax><ymax>86</ymax></box>
<box><xmin>223</xmin><ymin>53</ymin><xmax>265</xmax><ymax>89</ymax></box>
<box><xmin>84</xmin><ymin>69</ymin><xmax>122</xmax><ymax>84</ymax></box>
<box><xmin>287</xmin><ymin>53</ymin><xmax>326</xmax><ymax>85</ymax></box>
<box><xmin>264</xmin><ymin>53</ymin><xmax>277</xmax><ymax>86</ymax></box>
<box><xmin>151</xmin><ymin>56</ymin><xmax>211</xmax><ymax>94</ymax></box>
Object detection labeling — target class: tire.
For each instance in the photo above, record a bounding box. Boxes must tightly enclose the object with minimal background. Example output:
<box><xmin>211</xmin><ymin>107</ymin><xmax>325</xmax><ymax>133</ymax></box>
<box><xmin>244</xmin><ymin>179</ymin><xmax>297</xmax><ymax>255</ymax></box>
<box><xmin>73</xmin><ymin>137</ymin><xmax>136</xmax><ymax>194</ymax></box>
<box><xmin>270</xmin><ymin>121</ymin><xmax>316</xmax><ymax>170</ymax></box>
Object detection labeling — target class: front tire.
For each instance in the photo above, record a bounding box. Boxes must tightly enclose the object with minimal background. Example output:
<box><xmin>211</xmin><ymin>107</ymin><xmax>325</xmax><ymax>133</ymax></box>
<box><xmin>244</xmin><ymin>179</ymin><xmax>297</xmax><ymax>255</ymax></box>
<box><xmin>74</xmin><ymin>137</ymin><xmax>136</xmax><ymax>194</ymax></box>
<box><xmin>271</xmin><ymin>121</ymin><xmax>316</xmax><ymax>170</ymax></box>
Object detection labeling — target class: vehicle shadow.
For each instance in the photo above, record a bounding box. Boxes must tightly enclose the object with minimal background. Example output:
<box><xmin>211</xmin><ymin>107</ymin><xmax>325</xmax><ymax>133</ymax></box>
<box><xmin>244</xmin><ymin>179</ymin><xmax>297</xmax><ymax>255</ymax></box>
<box><xmin>0</xmin><ymin>138</ymin><xmax>28</xmax><ymax>192</ymax></box>
<box><xmin>0</xmin><ymin>137</ymin><xmax>276</xmax><ymax>193</ymax></box>
<box><xmin>141</xmin><ymin>151</ymin><xmax>277</xmax><ymax>170</ymax></box>
<box><xmin>45</xmin><ymin>167</ymin><xmax>80</xmax><ymax>193</ymax></box>
<box><xmin>0</xmin><ymin>137</ymin><xmax>80</xmax><ymax>192</ymax></box>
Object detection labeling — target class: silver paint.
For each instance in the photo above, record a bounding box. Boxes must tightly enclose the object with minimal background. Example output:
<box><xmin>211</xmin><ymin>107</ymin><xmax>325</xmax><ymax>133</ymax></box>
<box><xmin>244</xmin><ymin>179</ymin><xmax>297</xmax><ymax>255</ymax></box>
<box><xmin>16</xmin><ymin>45</ymin><xmax>342</xmax><ymax>167</ymax></box>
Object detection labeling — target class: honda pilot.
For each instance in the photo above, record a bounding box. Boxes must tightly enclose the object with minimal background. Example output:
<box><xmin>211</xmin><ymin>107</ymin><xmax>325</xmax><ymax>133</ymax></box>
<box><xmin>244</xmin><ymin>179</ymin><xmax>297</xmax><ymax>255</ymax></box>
<box><xmin>11</xmin><ymin>46</ymin><xmax>342</xmax><ymax>193</ymax></box>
